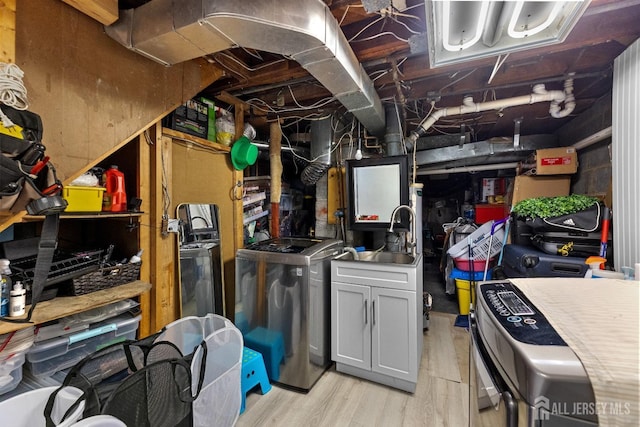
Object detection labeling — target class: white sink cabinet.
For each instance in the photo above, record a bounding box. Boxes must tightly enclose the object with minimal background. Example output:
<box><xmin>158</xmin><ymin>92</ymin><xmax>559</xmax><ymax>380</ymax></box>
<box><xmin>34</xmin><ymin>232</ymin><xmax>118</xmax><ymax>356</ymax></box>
<box><xmin>331</xmin><ymin>252</ymin><xmax>423</xmax><ymax>392</ymax></box>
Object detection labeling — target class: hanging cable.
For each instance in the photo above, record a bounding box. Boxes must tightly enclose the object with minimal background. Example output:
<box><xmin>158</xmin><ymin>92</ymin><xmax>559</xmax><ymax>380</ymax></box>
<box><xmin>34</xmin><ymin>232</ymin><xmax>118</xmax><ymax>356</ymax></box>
<box><xmin>487</xmin><ymin>54</ymin><xmax>510</xmax><ymax>85</ymax></box>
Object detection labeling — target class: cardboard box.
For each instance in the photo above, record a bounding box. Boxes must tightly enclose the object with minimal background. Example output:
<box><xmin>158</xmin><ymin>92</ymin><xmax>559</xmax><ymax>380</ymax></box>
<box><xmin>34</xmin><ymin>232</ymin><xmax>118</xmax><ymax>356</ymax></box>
<box><xmin>474</xmin><ymin>203</ymin><xmax>508</xmax><ymax>224</ymax></box>
<box><xmin>163</xmin><ymin>98</ymin><xmax>208</xmax><ymax>139</ymax></box>
<box><xmin>535</xmin><ymin>147</ymin><xmax>578</xmax><ymax>175</ymax></box>
<box><xmin>481</xmin><ymin>178</ymin><xmax>505</xmax><ymax>202</ymax></box>
<box><xmin>510</xmin><ymin>175</ymin><xmax>571</xmax><ymax>207</ymax></box>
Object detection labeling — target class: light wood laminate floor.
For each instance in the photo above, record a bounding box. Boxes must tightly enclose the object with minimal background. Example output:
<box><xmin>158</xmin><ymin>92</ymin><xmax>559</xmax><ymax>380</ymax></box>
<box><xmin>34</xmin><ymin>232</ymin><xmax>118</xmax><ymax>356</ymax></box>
<box><xmin>237</xmin><ymin>312</ymin><xmax>470</xmax><ymax>427</ymax></box>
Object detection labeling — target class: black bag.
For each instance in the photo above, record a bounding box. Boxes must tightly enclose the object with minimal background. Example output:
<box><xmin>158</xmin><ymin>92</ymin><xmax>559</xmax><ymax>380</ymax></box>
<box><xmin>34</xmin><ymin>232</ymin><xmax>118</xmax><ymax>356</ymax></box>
<box><xmin>45</xmin><ymin>332</ymin><xmax>206</xmax><ymax>427</ymax></box>
<box><xmin>0</xmin><ymin>104</ymin><xmax>66</xmax><ymax>214</ymax></box>
<box><xmin>525</xmin><ymin>203</ymin><xmax>602</xmax><ymax>234</ymax></box>
<box><xmin>1</xmin><ymin>104</ymin><xmax>68</xmax><ymax>324</ymax></box>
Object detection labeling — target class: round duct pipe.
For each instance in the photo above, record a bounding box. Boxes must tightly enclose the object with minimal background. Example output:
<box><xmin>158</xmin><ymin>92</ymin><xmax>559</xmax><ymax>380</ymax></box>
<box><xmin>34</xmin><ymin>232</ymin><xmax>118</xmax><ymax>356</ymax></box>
<box><xmin>385</xmin><ymin>103</ymin><xmax>404</xmax><ymax>156</ymax></box>
<box><xmin>301</xmin><ymin>118</ymin><xmax>332</xmax><ymax>185</ymax></box>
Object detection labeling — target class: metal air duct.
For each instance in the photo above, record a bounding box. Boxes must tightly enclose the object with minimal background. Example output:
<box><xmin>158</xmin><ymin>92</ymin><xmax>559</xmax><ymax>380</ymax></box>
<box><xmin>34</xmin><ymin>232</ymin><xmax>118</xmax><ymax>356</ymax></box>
<box><xmin>301</xmin><ymin>117</ymin><xmax>333</xmax><ymax>185</ymax></box>
<box><xmin>105</xmin><ymin>0</ymin><xmax>386</xmax><ymax>135</ymax></box>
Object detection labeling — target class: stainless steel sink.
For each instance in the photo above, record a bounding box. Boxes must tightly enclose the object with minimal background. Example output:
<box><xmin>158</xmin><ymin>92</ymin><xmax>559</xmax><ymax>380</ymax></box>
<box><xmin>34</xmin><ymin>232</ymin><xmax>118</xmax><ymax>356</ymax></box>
<box><xmin>338</xmin><ymin>250</ymin><xmax>416</xmax><ymax>265</ymax></box>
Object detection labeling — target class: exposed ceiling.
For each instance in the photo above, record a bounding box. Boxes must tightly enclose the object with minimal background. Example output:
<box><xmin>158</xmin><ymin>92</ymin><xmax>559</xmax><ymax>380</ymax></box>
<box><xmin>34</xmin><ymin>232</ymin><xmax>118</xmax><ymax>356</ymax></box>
<box><xmin>192</xmin><ymin>0</ymin><xmax>640</xmax><ymax>143</ymax></box>
<box><xmin>111</xmin><ymin>0</ymin><xmax>640</xmax><ymax>151</ymax></box>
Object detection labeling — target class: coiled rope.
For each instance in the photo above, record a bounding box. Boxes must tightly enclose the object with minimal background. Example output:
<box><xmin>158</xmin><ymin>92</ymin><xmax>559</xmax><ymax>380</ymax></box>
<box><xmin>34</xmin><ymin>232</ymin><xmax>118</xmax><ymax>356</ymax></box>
<box><xmin>0</xmin><ymin>63</ymin><xmax>29</xmax><ymax>128</ymax></box>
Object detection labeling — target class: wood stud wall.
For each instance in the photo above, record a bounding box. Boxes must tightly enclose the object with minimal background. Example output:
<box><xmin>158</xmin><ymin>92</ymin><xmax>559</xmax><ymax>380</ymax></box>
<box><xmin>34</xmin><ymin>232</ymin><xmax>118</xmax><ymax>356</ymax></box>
<box><xmin>0</xmin><ymin>0</ymin><xmax>15</xmax><ymax>63</ymax></box>
<box><xmin>1</xmin><ymin>0</ymin><xmax>242</xmax><ymax>334</ymax></box>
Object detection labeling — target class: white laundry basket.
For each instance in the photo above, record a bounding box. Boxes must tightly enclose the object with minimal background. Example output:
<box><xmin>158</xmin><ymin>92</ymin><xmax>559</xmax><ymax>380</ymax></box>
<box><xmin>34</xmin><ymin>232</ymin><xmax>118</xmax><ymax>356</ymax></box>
<box><xmin>155</xmin><ymin>314</ymin><xmax>243</xmax><ymax>427</ymax></box>
<box><xmin>0</xmin><ymin>386</ymin><xmax>84</xmax><ymax>427</ymax></box>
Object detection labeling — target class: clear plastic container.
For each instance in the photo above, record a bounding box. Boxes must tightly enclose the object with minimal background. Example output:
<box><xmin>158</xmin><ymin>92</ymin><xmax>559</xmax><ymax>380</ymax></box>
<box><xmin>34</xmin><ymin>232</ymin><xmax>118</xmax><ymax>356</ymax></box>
<box><xmin>34</xmin><ymin>299</ymin><xmax>139</xmax><ymax>343</ymax></box>
<box><xmin>0</xmin><ymin>327</ymin><xmax>35</xmax><ymax>358</ymax></box>
<box><xmin>0</xmin><ymin>352</ymin><xmax>26</xmax><ymax>395</ymax></box>
<box><xmin>26</xmin><ymin>313</ymin><xmax>141</xmax><ymax>378</ymax></box>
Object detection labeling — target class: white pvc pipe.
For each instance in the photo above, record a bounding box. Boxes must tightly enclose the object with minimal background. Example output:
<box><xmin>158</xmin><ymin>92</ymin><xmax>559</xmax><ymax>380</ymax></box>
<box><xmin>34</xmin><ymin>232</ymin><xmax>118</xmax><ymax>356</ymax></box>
<box><xmin>572</xmin><ymin>126</ymin><xmax>612</xmax><ymax>150</ymax></box>
<box><xmin>410</xmin><ymin>77</ymin><xmax>575</xmax><ymax>142</ymax></box>
<box><xmin>417</xmin><ymin>162</ymin><xmax>520</xmax><ymax>175</ymax></box>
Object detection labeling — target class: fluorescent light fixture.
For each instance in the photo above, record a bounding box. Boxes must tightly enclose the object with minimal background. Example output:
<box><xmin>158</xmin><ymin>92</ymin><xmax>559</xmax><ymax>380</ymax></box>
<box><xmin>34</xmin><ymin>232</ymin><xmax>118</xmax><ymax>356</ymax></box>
<box><xmin>442</xmin><ymin>1</ymin><xmax>491</xmax><ymax>51</ymax></box>
<box><xmin>508</xmin><ymin>1</ymin><xmax>564</xmax><ymax>39</ymax></box>
<box><xmin>426</xmin><ymin>0</ymin><xmax>591</xmax><ymax>68</ymax></box>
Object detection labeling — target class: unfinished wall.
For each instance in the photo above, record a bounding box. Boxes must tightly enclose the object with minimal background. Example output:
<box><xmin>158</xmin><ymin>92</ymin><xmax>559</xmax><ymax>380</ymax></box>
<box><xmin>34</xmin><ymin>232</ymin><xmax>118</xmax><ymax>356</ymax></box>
<box><xmin>15</xmin><ymin>0</ymin><xmax>222</xmax><ymax>183</ymax></box>
<box><xmin>171</xmin><ymin>142</ymin><xmax>237</xmax><ymax>319</ymax></box>
<box><xmin>10</xmin><ymin>0</ymin><xmax>226</xmax><ymax>332</ymax></box>
<box><xmin>555</xmin><ymin>92</ymin><xmax>612</xmax><ymax>198</ymax></box>
<box><xmin>0</xmin><ymin>0</ymin><xmax>16</xmax><ymax>63</ymax></box>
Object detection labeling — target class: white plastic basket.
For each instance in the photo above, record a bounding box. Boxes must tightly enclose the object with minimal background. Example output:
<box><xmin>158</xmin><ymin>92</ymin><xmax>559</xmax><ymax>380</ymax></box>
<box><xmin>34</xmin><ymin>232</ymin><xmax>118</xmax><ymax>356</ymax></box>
<box><xmin>447</xmin><ymin>220</ymin><xmax>506</xmax><ymax>261</ymax></box>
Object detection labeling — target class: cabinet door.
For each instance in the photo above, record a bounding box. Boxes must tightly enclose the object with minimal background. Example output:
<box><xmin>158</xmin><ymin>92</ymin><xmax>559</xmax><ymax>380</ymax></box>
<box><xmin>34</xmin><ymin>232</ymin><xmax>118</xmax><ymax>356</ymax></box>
<box><xmin>331</xmin><ymin>282</ymin><xmax>371</xmax><ymax>370</ymax></box>
<box><xmin>371</xmin><ymin>287</ymin><xmax>417</xmax><ymax>382</ymax></box>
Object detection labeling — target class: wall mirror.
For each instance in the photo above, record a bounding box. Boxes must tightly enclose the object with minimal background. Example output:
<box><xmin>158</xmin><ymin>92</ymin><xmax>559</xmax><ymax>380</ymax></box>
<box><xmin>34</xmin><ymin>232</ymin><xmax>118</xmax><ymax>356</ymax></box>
<box><xmin>177</xmin><ymin>203</ymin><xmax>225</xmax><ymax>317</ymax></box>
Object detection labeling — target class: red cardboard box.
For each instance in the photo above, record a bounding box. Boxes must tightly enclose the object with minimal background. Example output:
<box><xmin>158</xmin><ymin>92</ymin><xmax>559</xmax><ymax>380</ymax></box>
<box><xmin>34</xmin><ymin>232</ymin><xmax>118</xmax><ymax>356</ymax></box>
<box><xmin>535</xmin><ymin>147</ymin><xmax>578</xmax><ymax>175</ymax></box>
<box><xmin>474</xmin><ymin>204</ymin><xmax>508</xmax><ymax>224</ymax></box>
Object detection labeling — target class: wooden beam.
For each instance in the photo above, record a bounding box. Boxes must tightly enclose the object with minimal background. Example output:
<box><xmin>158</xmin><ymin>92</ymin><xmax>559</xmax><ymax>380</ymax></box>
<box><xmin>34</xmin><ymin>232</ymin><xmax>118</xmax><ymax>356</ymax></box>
<box><xmin>150</xmin><ymin>126</ymin><xmax>177</xmax><ymax>331</ymax></box>
<box><xmin>232</xmin><ymin>167</ymin><xmax>244</xmax><ymax>309</ymax></box>
<box><xmin>270</xmin><ymin>121</ymin><xmax>282</xmax><ymax>238</ymax></box>
<box><xmin>61</xmin><ymin>0</ymin><xmax>119</xmax><ymax>26</ymax></box>
<box><xmin>233</xmin><ymin>102</ymin><xmax>246</xmax><ymax>257</ymax></box>
<box><xmin>162</xmin><ymin>128</ymin><xmax>231</xmax><ymax>153</ymax></box>
<box><xmin>217</xmin><ymin>91</ymin><xmax>251</xmax><ymax>111</ymax></box>
<box><xmin>0</xmin><ymin>0</ymin><xmax>16</xmax><ymax>63</ymax></box>
<box><xmin>137</xmin><ymin>129</ymin><xmax>152</xmax><ymax>338</ymax></box>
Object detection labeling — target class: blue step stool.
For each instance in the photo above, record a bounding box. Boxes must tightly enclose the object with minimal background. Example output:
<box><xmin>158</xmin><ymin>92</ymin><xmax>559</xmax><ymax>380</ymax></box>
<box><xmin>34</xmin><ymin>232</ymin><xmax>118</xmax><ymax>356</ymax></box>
<box><xmin>240</xmin><ymin>347</ymin><xmax>272</xmax><ymax>414</ymax></box>
<box><xmin>244</xmin><ymin>327</ymin><xmax>285</xmax><ymax>382</ymax></box>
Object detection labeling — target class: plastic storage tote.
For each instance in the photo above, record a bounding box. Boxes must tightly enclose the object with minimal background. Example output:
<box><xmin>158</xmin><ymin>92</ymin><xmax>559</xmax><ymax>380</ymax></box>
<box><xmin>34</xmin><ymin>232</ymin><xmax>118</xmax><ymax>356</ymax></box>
<box><xmin>0</xmin><ymin>326</ymin><xmax>35</xmax><ymax>396</ymax></box>
<box><xmin>0</xmin><ymin>351</ymin><xmax>26</xmax><ymax>395</ymax></box>
<box><xmin>26</xmin><ymin>313</ymin><xmax>141</xmax><ymax>378</ymax></box>
<box><xmin>0</xmin><ymin>386</ymin><xmax>85</xmax><ymax>427</ymax></box>
<box><xmin>62</xmin><ymin>186</ymin><xmax>106</xmax><ymax>212</ymax></box>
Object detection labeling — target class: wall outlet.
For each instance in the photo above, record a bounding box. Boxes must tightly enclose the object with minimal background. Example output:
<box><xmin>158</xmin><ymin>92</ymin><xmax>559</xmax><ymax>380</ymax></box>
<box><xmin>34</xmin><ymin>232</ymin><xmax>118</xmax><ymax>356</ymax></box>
<box><xmin>167</xmin><ymin>218</ymin><xmax>180</xmax><ymax>233</ymax></box>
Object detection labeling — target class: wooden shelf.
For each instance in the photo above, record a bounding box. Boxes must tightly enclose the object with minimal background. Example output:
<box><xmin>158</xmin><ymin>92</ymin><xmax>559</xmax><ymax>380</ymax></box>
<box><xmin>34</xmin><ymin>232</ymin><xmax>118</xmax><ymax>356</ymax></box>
<box><xmin>163</xmin><ymin>128</ymin><xmax>231</xmax><ymax>153</ymax></box>
<box><xmin>243</xmin><ymin>210</ymin><xmax>269</xmax><ymax>225</ymax></box>
<box><xmin>0</xmin><ymin>280</ymin><xmax>152</xmax><ymax>335</ymax></box>
<box><xmin>242</xmin><ymin>191</ymin><xmax>266</xmax><ymax>207</ymax></box>
<box><xmin>24</xmin><ymin>212</ymin><xmax>144</xmax><ymax>221</ymax></box>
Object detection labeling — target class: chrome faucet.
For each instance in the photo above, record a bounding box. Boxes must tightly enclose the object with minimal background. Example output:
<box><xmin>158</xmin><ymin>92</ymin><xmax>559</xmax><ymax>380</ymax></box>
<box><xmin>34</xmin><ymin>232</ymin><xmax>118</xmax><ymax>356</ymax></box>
<box><xmin>343</xmin><ymin>246</ymin><xmax>360</xmax><ymax>261</ymax></box>
<box><xmin>388</xmin><ymin>205</ymin><xmax>417</xmax><ymax>257</ymax></box>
